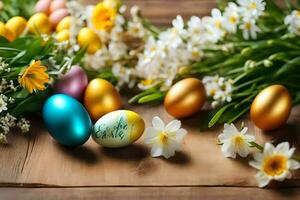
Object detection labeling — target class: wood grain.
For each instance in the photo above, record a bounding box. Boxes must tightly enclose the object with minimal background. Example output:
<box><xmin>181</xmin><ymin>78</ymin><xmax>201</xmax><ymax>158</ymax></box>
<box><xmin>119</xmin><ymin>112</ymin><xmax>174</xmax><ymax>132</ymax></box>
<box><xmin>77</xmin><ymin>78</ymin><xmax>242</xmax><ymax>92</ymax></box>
<box><xmin>1</xmin><ymin>187</ymin><xmax>300</xmax><ymax>200</ymax></box>
<box><xmin>0</xmin><ymin>102</ymin><xmax>299</xmax><ymax>188</ymax></box>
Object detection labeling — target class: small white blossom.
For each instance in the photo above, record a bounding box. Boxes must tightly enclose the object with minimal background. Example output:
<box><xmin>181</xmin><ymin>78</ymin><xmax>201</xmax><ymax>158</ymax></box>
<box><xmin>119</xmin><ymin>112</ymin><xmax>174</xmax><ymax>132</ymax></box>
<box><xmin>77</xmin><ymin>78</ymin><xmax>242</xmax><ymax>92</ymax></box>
<box><xmin>17</xmin><ymin>118</ymin><xmax>30</xmax><ymax>133</ymax></box>
<box><xmin>218</xmin><ymin>123</ymin><xmax>255</xmax><ymax>158</ymax></box>
<box><xmin>0</xmin><ymin>94</ymin><xmax>8</xmax><ymax>113</ymax></box>
<box><xmin>238</xmin><ymin>0</ymin><xmax>266</xmax><ymax>19</ymax></box>
<box><xmin>224</xmin><ymin>2</ymin><xmax>240</xmax><ymax>33</ymax></box>
<box><xmin>250</xmin><ymin>142</ymin><xmax>300</xmax><ymax>187</ymax></box>
<box><xmin>240</xmin><ymin>19</ymin><xmax>260</xmax><ymax>40</ymax></box>
<box><xmin>285</xmin><ymin>10</ymin><xmax>300</xmax><ymax>36</ymax></box>
<box><xmin>144</xmin><ymin>116</ymin><xmax>187</xmax><ymax>159</ymax></box>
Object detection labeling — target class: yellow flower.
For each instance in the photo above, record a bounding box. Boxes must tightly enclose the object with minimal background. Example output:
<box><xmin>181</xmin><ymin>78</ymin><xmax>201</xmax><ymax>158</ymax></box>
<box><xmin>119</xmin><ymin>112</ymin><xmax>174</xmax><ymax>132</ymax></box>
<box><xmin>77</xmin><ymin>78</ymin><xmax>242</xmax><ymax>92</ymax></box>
<box><xmin>91</xmin><ymin>2</ymin><xmax>116</xmax><ymax>31</ymax></box>
<box><xmin>18</xmin><ymin>60</ymin><xmax>49</xmax><ymax>93</ymax></box>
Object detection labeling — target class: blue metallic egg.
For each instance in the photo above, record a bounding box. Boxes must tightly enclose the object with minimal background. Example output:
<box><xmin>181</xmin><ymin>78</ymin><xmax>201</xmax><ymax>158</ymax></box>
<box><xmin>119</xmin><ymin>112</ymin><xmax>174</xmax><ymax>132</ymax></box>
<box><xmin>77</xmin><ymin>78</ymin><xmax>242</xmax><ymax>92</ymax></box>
<box><xmin>43</xmin><ymin>94</ymin><xmax>92</xmax><ymax>147</ymax></box>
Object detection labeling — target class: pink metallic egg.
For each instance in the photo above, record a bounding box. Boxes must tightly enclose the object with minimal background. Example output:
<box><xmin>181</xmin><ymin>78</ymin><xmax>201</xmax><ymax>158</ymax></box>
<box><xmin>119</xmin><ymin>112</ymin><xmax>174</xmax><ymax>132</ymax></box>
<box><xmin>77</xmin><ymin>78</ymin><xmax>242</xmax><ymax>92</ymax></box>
<box><xmin>49</xmin><ymin>8</ymin><xmax>69</xmax><ymax>27</ymax></box>
<box><xmin>53</xmin><ymin>65</ymin><xmax>88</xmax><ymax>100</ymax></box>
<box><xmin>35</xmin><ymin>0</ymin><xmax>51</xmax><ymax>14</ymax></box>
<box><xmin>50</xmin><ymin>0</ymin><xmax>66</xmax><ymax>13</ymax></box>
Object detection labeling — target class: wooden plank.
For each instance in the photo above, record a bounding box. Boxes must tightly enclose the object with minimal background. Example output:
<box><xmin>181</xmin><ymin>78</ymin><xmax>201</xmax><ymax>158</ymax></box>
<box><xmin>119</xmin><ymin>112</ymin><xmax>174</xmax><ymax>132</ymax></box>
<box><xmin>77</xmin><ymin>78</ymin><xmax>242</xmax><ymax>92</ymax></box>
<box><xmin>0</xmin><ymin>101</ymin><xmax>299</xmax><ymax>187</ymax></box>
<box><xmin>0</xmin><ymin>186</ymin><xmax>300</xmax><ymax>200</ymax></box>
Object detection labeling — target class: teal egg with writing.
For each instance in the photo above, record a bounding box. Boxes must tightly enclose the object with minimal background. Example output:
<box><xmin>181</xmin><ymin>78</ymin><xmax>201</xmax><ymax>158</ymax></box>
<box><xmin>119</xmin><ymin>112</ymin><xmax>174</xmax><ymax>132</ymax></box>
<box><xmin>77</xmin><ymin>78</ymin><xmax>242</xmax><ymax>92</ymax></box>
<box><xmin>92</xmin><ymin>110</ymin><xmax>145</xmax><ymax>148</ymax></box>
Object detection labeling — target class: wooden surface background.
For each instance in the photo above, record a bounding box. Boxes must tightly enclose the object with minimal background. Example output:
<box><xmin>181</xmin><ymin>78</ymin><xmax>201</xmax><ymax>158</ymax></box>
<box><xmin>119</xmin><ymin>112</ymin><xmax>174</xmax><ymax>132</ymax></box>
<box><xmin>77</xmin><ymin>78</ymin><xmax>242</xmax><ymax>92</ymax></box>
<box><xmin>1</xmin><ymin>0</ymin><xmax>300</xmax><ymax>199</ymax></box>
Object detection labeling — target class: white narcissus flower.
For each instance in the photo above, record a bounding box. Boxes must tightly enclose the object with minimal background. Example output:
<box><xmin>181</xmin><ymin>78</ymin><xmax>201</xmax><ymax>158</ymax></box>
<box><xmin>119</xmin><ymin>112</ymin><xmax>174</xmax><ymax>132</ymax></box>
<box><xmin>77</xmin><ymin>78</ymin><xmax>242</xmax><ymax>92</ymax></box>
<box><xmin>250</xmin><ymin>142</ymin><xmax>300</xmax><ymax>188</ymax></box>
<box><xmin>218</xmin><ymin>123</ymin><xmax>255</xmax><ymax>158</ymax></box>
<box><xmin>144</xmin><ymin>116</ymin><xmax>187</xmax><ymax>159</ymax></box>
<box><xmin>238</xmin><ymin>0</ymin><xmax>266</xmax><ymax>19</ymax></box>
<box><xmin>240</xmin><ymin>19</ymin><xmax>260</xmax><ymax>40</ymax></box>
<box><xmin>224</xmin><ymin>2</ymin><xmax>240</xmax><ymax>33</ymax></box>
<box><xmin>285</xmin><ymin>10</ymin><xmax>300</xmax><ymax>36</ymax></box>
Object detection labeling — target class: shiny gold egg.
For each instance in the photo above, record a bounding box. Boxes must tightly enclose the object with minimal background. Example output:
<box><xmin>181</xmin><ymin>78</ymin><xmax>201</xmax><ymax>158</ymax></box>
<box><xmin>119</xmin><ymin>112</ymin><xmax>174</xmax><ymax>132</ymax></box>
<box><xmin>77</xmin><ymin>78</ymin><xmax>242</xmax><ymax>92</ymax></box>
<box><xmin>250</xmin><ymin>85</ymin><xmax>292</xmax><ymax>131</ymax></box>
<box><xmin>27</xmin><ymin>13</ymin><xmax>52</xmax><ymax>34</ymax></box>
<box><xmin>77</xmin><ymin>27</ymin><xmax>102</xmax><ymax>54</ymax></box>
<box><xmin>164</xmin><ymin>78</ymin><xmax>206</xmax><ymax>118</ymax></box>
<box><xmin>84</xmin><ymin>78</ymin><xmax>122</xmax><ymax>121</ymax></box>
<box><xmin>6</xmin><ymin>16</ymin><xmax>27</xmax><ymax>36</ymax></box>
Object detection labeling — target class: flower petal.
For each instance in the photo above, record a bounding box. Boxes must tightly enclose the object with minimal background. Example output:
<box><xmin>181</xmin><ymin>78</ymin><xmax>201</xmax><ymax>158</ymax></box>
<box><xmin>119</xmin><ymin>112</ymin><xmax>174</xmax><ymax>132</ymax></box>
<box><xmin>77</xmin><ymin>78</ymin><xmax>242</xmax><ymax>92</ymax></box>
<box><xmin>175</xmin><ymin>128</ymin><xmax>187</xmax><ymax>141</ymax></box>
<box><xmin>249</xmin><ymin>160</ymin><xmax>261</xmax><ymax>170</ymax></box>
<box><xmin>275</xmin><ymin>142</ymin><xmax>289</xmax><ymax>155</ymax></box>
<box><xmin>264</xmin><ymin>143</ymin><xmax>275</xmax><ymax>156</ymax></box>
<box><xmin>255</xmin><ymin>172</ymin><xmax>271</xmax><ymax>188</ymax></box>
<box><xmin>162</xmin><ymin>144</ymin><xmax>175</xmax><ymax>159</ymax></box>
<box><xmin>166</xmin><ymin>120</ymin><xmax>181</xmax><ymax>132</ymax></box>
<box><xmin>221</xmin><ymin>141</ymin><xmax>236</xmax><ymax>158</ymax></box>
<box><xmin>237</xmin><ymin>145</ymin><xmax>250</xmax><ymax>157</ymax></box>
<box><xmin>152</xmin><ymin>116</ymin><xmax>165</xmax><ymax>130</ymax></box>
<box><xmin>150</xmin><ymin>144</ymin><xmax>163</xmax><ymax>157</ymax></box>
<box><xmin>289</xmin><ymin>159</ymin><xmax>300</xmax><ymax>170</ymax></box>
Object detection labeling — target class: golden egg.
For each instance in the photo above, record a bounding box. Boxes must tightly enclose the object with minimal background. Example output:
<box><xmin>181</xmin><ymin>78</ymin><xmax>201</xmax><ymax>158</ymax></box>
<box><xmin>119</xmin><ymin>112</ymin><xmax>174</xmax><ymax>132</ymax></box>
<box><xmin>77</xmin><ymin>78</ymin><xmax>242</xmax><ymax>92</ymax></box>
<box><xmin>250</xmin><ymin>85</ymin><xmax>292</xmax><ymax>131</ymax></box>
<box><xmin>27</xmin><ymin>13</ymin><xmax>52</xmax><ymax>34</ymax></box>
<box><xmin>164</xmin><ymin>78</ymin><xmax>206</xmax><ymax>118</ymax></box>
<box><xmin>0</xmin><ymin>22</ymin><xmax>16</xmax><ymax>42</ymax></box>
<box><xmin>84</xmin><ymin>78</ymin><xmax>122</xmax><ymax>121</ymax></box>
<box><xmin>6</xmin><ymin>16</ymin><xmax>27</xmax><ymax>36</ymax></box>
<box><xmin>55</xmin><ymin>29</ymin><xmax>69</xmax><ymax>42</ymax></box>
<box><xmin>56</xmin><ymin>16</ymin><xmax>71</xmax><ymax>32</ymax></box>
<box><xmin>77</xmin><ymin>27</ymin><xmax>102</xmax><ymax>54</ymax></box>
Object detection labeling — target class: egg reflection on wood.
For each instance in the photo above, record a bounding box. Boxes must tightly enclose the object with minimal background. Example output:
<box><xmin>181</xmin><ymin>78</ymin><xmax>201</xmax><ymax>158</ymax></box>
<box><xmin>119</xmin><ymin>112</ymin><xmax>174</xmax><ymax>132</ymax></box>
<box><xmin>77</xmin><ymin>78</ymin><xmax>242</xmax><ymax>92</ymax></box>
<box><xmin>164</xmin><ymin>78</ymin><xmax>206</xmax><ymax>118</ymax></box>
<box><xmin>250</xmin><ymin>85</ymin><xmax>292</xmax><ymax>131</ymax></box>
<box><xmin>84</xmin><ymin>78</ymin><xmax>122</xmax><ymax>121</ymax></box>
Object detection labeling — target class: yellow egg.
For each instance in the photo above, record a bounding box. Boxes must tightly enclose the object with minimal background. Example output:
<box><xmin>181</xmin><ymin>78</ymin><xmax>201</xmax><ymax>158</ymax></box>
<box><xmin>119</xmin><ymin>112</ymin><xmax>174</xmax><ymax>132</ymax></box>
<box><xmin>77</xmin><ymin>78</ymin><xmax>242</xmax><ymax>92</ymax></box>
<box><xmin>250</xmin><ymin>85</ymin><xmax>292</xmax><ymax>131</ymax></box>
<box><xmin>77</xmin><ymin>27</ymin><xmax>102</xmax><ymax>54</ymax></box>
<box><xmin>27</xmin><ymin>13</ymin><xmax>52</xmax><ymax>34</ymax></box>
<box><xmin>84</xmin><ymin>78</ymin><xmax>122</xmax><ymax>121</ymax></box>
<box><xmin>0</xmin><ymin>22</ymin><xmax>16</xmax><ymax>42</ymax></box>
<box><xmin>56</xmin><ymin>16</ymin><xmax>71</xmax><ymax>32</ymax></box>
<box><xmin>55</xmin><ymin>29</ymin><xmax>69</xmax><ymax>42</ymax></box>
<box><xmin>164</xmin><ymin>78</ymin><xmax>206</xmax><ymax>118</ymax></box>
<box><xmin>92</xmin><ymin>110</ymin><xmax>145</xmax><ymax>148</ymax></box>
<box><xmin>5</xmin><ymin>16</ymin><xmax>27</xmax><ymax>36</ymax></box>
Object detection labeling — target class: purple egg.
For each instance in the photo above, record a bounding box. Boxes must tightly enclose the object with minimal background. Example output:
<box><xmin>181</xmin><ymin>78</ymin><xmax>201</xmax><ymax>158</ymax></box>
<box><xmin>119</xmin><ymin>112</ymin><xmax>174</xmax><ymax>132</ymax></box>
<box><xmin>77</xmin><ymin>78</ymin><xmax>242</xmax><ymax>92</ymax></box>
<box><xmin>54</xmin><ymin>65</ymin><xmax>88</xmax><ymax>100</ymax></box>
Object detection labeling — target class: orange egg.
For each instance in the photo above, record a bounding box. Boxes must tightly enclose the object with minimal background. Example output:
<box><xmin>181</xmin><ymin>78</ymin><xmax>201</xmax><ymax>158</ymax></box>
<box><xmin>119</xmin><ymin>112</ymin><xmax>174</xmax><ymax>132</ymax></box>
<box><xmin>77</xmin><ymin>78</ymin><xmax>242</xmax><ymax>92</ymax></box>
<box><xmin>50</xmin><ymin>0</ymin><xmax>66</xmax><ymax>13</ymax></box>
<box><xmin>84</xmin><ymin>78</ymin><xmax>122</xmax><ymax>121</ymax></box>
<box><xmin>164</xmin><ymin>78</ymin><xmax>206</xmax><ymax>118</ymax></box>
<box><xmin>0</xmin><ymin>22</ymin><xmax>16</xmax><ymax>41</ymax></box>
<box><xmin>250</xmin><ymin>85</ymin><xmax>292</xmax><ymax>131</ymax></box>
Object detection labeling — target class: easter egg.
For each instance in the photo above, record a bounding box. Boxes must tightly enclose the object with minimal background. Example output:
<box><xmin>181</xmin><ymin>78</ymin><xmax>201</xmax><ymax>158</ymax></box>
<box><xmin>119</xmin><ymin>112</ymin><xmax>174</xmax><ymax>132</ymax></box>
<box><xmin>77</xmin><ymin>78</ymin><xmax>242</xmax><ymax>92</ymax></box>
<box><xmin>5</xmin><ymin>16</ymin><xmax>27</xmax><ymax>36</ymax></box>
<box><xmin>28</xmin><ymin>13</ymin><xmax>52</xmax><ymax>34</ymax></box>
<box><xmin>92</xmin><ymin>110</ymin><xmax>145</xmax><ymax>148</ymax></box>
<box><xmin>50</xmin><ymin>0</ymin><xmax>66</xmax><ymax>13</ymax></box>
<box><xmin>84</xmin><ymin>78</ymin><xmax>122</xmax><ymax>121</ymax></box>
<box><xmin>55</xmin><ymin>29</ymin><xmax>69</xmax><ymax>42</ymax></box>
<box><xmin>250</xmin><ymin>85</ymin><xmax>292</xmax><ymax>131</ymax></box>
<box><xmin>49</xmin><ymin>8</ymin><xmax>69</xmax><ymax>28</ymax></box>
<box><xmin>43</xmin><ymin>94</ymin><xmax>92</xmax><ymax>146</ymax></box>
<box><xmin>56</xmin><ymin>16</ymin><xmax>71</xmax><ymax>32</ymax></box>
<box><xmin>77</xmin><ymin>27</ymin><xmax>102</xmax><ymax>54</ymax></box>
<box><xmin>164</xmin><ymin>78</ymin><xmax>206</xmax><ymax>118</ymax></box>
<box><xmin>35</xmin><ymin>0</ymin><xmax>51</xmax><ymax>14</ymax></box>
<box><xmin>54</xmin><ymin>65</ymin><xmax>88</xmax><ymax>100</ymax></box>
<box><xmin>0</xmin><ymin>22</ymin><xmax>16</xmax><ymax>42</ymax></box>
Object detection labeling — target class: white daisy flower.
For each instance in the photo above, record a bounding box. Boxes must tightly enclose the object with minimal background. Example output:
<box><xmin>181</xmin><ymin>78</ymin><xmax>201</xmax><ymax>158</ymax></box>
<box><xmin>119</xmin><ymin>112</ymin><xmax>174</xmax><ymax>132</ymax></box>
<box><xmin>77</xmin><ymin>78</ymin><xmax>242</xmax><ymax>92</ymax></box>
<box><xmin>218</xmin><ymin>123</ymin><xmax>255</xmax><ymax>158</ymax></box>
<box><xmin>250</xmin><ymin>142</ymin><xmax>300</xmax><ymax>188</ymax></box>
<box><xmin>240</xmin><ymin>19</ymin><xmax>260</xmax><ymax>40</ymax></box>
<box><xmin>285</xmin><ymin>10</ymin><xmax>300</xmax><ymax>36</ymax></box>
<box><xmin>224</xmin><ymin>2</ymin><xmax>240</xmax><ymax>33</ymax></box>
<box><xmin>144</xmin><ymin>116</ymin><xmax>187</xmax><ymax>159</ymax></box>
<box><xmin>238</xmin><ymin>0</ymin><xmax>266</xmax><ymax>19</ymax></box>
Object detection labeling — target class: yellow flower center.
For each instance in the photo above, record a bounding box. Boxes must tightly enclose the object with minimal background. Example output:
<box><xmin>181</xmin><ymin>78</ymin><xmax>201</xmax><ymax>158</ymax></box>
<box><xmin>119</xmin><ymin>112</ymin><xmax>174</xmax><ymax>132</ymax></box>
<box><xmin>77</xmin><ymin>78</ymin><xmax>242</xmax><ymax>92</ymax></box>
<box><xmin>296</xmin><ymin>11</ymin><xmax>300</xmax><ymax>17</ymax></box>
<box><xmin>215</xmin><ymin>20</ymin><xmax>222</xmax><ymax>29</ymax></box>
<box><xmin>91</xmin><ymin>3</ymin><xmax>116</xmax><ymax>31</ymax></box>
<box><xmin>249</xmin><ymin>2</ymin><xmax>257</xmax><ymax>10</ymax></box>
<box><xmin>159</xmin><ymin>132</ymin><xmax>168</xmax><ymax>144</ymax></box>
<box><xmin>245</xmin><ymin>22</ymin><xmax>252</xmax><ymax>30</ymax></box>
<box><xmin>262</xmin><ymin>155</ymin><xmax>288</xmax><ymax>177</ymax></box>
<box><xmin>232</xmin><ymin>135</ymin><xmax>245</xmax><ymax>145</ymax></box>
<box><xmin>141</xmin><ymin>79</ymin><xmax>154</xmax><ymax>86</ymax></box>
<box><xmin>229</xmin><ymin>16</ymin><xmax>237</xmax><ymax>24</ymax></box>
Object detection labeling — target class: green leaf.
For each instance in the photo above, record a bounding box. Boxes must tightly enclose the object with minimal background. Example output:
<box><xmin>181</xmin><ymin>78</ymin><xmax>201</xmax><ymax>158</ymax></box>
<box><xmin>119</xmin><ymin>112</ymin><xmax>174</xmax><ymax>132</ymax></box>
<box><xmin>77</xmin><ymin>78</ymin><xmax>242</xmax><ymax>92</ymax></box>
<box><xmin>11</xmin><ymin>89</ymin><xmax>29</xmax><ymax>99</ymax></box>
<box><xmin>137</xmin><ymin>92</ymin><xmax>165</xmax><ymax>104</ymax></box>
<box><xmin>208</xmin><ymin>103</ymin><xmax>234</xmax><ymax>128</ymax></box>
<box><xmin>129</xmin><ymin>86</ymin><xmax>159</xmax><ymax>104</ymax></box>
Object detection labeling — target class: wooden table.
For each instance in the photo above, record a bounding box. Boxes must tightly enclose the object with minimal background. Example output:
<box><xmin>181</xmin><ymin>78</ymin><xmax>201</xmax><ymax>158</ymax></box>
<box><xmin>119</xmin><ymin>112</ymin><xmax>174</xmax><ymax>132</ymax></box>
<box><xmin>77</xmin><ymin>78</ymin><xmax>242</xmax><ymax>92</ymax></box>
<box><xmin>1</xmin><ymin>0</ymin><xmax>300</xmax><ymax>199</ymax></box>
